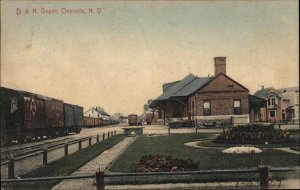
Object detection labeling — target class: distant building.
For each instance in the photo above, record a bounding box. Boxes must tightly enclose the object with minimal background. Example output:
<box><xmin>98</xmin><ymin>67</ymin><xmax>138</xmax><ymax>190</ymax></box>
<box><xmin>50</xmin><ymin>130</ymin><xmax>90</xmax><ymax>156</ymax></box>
<box><xmin>278</xmin><ymin>87</ymin><xmax>299</xmax><ymax>121</ymax></box>
<box><xmin>111</xmin><ymin>113</ymin><xmax>128</xmax><ymax>123</ymax></box>
<box><xmin>254</xmin><ymin>86</ymin><xmax>299</xmax><ymax>122</ymax></box>
<box><xmin>84</xmin><ymin>106</ymin><xmax>110</xmax><ymax>121</ymax></box>
<box><xmin>150</xmin><ymin>57</ymin><xmax>265</xmax><ymax>124</ymax></box>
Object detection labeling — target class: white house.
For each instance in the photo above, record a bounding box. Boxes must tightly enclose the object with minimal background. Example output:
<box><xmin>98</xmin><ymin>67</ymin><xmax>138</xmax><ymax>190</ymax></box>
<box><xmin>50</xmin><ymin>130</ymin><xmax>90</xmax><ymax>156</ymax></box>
<box><xmin>277</xmin><ymin>87</ymin><xmax>299</xmax><ymax>121</ymax></box>
<box><xmin>84</xmin><ymin>106</ymin><xmax>110</xmax><ymax>121</ymax></box>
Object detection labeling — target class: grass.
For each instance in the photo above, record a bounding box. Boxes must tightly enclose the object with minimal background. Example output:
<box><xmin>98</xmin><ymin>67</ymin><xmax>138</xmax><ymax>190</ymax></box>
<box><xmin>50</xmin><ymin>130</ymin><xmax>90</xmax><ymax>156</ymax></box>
<box><xmin>108</xmin><ymin>133</ymin><xmax>299</xmax><ymax>185</ymax></box>
<box><xmin>2</xmin><ymin>135</ymin><xmax>125</xmax><ymax>190</ymax></box>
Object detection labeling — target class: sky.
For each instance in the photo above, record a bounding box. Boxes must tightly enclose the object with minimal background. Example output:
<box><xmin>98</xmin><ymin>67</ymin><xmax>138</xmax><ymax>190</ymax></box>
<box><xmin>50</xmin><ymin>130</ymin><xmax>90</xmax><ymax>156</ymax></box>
<box><xmin>1</xmin><ymin>0</ymin><xmax>299</xmax><ymax>115</ymax></box>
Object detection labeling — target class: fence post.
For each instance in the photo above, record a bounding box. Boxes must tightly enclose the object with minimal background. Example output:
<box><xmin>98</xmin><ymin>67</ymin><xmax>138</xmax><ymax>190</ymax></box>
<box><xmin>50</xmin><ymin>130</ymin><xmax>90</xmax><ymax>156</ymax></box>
<box><xmin>258</xmin><ymin>166</ymin><xmax>269</xmax><ymax>189</ymax></box>
<box><xmin>107</xmin><ymin>131</ymin><xmax>110</xmax><ymax>139</ymax></box>
<box><xmin>65</xmin><ymin>144</ymin><xmax>68</xmax><ymax>156</ymax></box>
<box><xmin>103</xmin><ymin>133</ymin><xmax>105</xmax><ymax>140</ymax></box>
<box><xmin>89</xmin><ymin>137</ymin><xmax>92</xmax><ymax>146</ymax></box>
<box><xmin>43</xmin><ymin>149</ymin><xmax>48</xmax><ymax>165</ymax></box>
<box><xmin>168</xmin><ymin>127</ymin><xmax>170</xmax><ymax>135</ymax></box>
<box><xmin>111</xmin><ymin>131</ymin><xmax>113</xmax><ymax>137</ymax></box>
<box><xmin>97</xmin><ymin>134</ymin><xmax>99</xmax><ymax>143</ymax></box>
<box><xmin>195</xmin><ymin>127</ymin><xmax>198</xmax><ymax>134</ymax></box>
<box><xmin>95</xmin><ymin>171</ymin><xmax>105</xmax><ymax>190</ymax></box>
<box><xmin>293</xmin><ymin>119</ymin><xmax>294</xmax><ymax>124</ymax></box>
<box><xmin>114</xmin><ymin>130</ymin><xmax>116</xmax><ymax>135</ymax></box>
<box><xmin>79</xmin><ymin>139</ymin><xmax>82</xmax><ymax>150</ymax></box>
<box><xmin>8</xmin><ymin>156</ymin><xmax>15</xmax><ymax>179</ymax></box>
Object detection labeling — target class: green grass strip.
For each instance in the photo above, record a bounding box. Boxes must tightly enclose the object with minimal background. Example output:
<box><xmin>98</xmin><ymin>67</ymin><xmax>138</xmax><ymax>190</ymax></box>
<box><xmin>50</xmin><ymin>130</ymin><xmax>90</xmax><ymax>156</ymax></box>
<box><xmin>108</xmin><ymin>133</ymin><xmax>299</xmax><ymax>185</ymax></box>
<box><xmin>2</xmin><ymin>135</ymin><xmax>125</xmax><ymax>190</ymax></box>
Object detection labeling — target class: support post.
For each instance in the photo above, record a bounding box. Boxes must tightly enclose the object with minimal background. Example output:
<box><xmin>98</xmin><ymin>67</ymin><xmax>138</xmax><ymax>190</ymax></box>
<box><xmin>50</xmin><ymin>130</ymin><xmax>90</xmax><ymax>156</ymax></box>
<box><xmin>8</xmin><ymin>157</ymin><xmax>15</xmax><ymax>179</ymax></box>
<box><xmin>89</xmin><ymin>137</ymin><xmax>92</xmax><ymax>146</ymax></box>
<box><xmin>95</xmin><ymin>171</ymin><xmax>105</xmax><ymax>190</ymax></box>
<box><xmin>79</xmin><ymin>139</ymin><xmax>82</xmax><ymax>150</ymax></box>
<box><xmin>168</xmin><ymin>127</ymin><xmax>170</xmax><ymax>135</ymax></box>
<box><xmin>103</xmin><ymin>133</ymin><xmax>105</xmax><ymax>140</ymax></box>
<box><xmin>65</xmin><ymin>144</ymin><xmax>68</xmax><ymax>156</ymax></box>
<box><xmin>195</xmin><ymin>127</ymin><xmax>198</xmax><ymax>134</ymax></box>
<box><xmin>111</xmin><ymin>131</ymin><xmax>113</xmax><ymax>137</ymax></box>
<box><xmin>107</xmin><ymin>131</ymin><xmax>110</xmax><ymax>139</ymax></box>
<box><xmin>97</xmin><ymin>134</ymin><xmax>99</xmax><ymax>143</ymax></box>
<box><xmin>43</xmin><ymin>149</ymin><xmax>48</xmax><ymax>165</ymax></box>
<box><xmin>259</xmin><ymin>166</ymin><xmax>269</xmax><ymax>189</ymax></box>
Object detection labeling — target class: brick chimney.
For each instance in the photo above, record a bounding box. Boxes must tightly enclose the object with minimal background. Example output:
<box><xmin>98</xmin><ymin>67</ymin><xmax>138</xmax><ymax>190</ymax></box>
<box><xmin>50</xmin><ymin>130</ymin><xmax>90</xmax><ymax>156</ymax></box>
<box><xmin>214</xmin><ymin>57</ymin><xmax>226</xmax><ymax>76</ymax></box>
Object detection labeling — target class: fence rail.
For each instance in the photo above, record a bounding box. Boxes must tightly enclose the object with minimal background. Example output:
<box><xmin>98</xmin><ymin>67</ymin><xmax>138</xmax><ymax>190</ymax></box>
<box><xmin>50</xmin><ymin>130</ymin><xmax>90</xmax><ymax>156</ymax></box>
<box><xmin>1</xmin><ymin>130</ymin><xmax>118</xmax><ymax>179</ymax></box>
<box><xmin>1</xmin><ymin>166</ymin><xmax>299</xmax><ymax>190</ymax></box>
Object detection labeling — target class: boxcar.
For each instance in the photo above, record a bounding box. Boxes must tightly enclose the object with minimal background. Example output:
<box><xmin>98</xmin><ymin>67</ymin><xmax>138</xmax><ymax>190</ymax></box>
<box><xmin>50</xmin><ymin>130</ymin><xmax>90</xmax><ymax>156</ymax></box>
<box><xmin>1</xmin><ymin>87</ymin><xmax>84</xmax><ymax>145</ymax></box>
<box><xmin>64</xmin><ymin>103</ymin><xmax>83</xmax><ymax>133</ymax></box>
<box><xmin>19</xmin><ymin>91</ymin><xmax>65</xmax><ymax>138</ymax></box>
<box><xmin>0</xmin><ymin>87</ymin><xmax>21</xmax><ymax>145</ymax></box>
<box><xmin>128</xmin><ymin>114</ymin><xmax>138</xmax><ymax>126</ymax></box>
<box><xmin>84</xmin><ymin>116</ymin><xmax>103</xmax><ymax>127</ymax></box>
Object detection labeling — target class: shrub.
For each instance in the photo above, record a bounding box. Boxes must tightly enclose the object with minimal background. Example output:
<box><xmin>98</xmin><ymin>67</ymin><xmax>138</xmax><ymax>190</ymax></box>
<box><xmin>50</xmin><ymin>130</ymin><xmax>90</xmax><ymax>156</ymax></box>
<box><xmin>213</xmin><ymin>124</ymin><xmax>290</xmax><ymax>144</ymax></box>
<box><xmin>136</xmin><ymin>155</ymin><xmax>199</xmax><ymax>172</ymax></box>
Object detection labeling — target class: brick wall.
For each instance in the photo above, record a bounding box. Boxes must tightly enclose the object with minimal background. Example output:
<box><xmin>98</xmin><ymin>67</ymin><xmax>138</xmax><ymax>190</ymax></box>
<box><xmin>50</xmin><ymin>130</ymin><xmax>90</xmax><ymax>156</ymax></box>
<box><xmin>193</xmin><ymin>91</ymin><xmax>249</xmax><ymax>116</ymax></box>
<box><xmin>191</xmin><ymin>74</ymin><xmax>249</xmax><ymax>116</ymax></box>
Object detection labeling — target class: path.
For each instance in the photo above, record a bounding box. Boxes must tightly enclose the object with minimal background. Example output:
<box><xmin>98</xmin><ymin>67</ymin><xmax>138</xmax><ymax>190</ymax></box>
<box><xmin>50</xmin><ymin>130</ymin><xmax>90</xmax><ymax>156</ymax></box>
<box><xmin>185</xmin><ymin>140</ymin><xmax>300</xmax><ymax>155</ymax></box>
<box><xmin>51</xmin><ymin>136</ymin><xmax>136</xmax><ymax>190</ymax></box>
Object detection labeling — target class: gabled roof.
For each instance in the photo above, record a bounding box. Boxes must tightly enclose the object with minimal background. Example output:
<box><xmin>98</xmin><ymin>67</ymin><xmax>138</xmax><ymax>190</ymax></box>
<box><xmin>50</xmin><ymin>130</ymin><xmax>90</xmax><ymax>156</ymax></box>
<box><xmin>254</xmin><ymin>88</ymin><xmax>273</xmax><ymax>98</ymax></box>
<box><xmin>198</xmin><ymin>73</ymin><xmax>249</xmax><ymax>92</ymax></box>
<box><xmin>152</xmin><ymin>72</ymin><xmax>249</xmax><ymax>107</ymax></box>
<box><xmin>95</xmin><ymin>108</ymin><xmax>110</xmax><ymax>116</ymax></box>
<box><xmin>84</xmin><ymin>107</ymin><xmax>110</xmax><ymax>116</ymax></box>
<box><xmin>254</xmin><ymin>87</ymin><xmax>282</xmax><ymax>98</ymax></box>
<box><xmin>172</xmin><ymin>77</ymin><xmax>212</xmax><ymax>97</ymax></box>
<box><xmin>163</xmin><ymin>81</ymin><xmax>180</xmax><ymax>92</ymax></box>
<box><xmin>155</xmin><ymin>74</ymin><xmax>199</xmax><ymax>101</ymax></box>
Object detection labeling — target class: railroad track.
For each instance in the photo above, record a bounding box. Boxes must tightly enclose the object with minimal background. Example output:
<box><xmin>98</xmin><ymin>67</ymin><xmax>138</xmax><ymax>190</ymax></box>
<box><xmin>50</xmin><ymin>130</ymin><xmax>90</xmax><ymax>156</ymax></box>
<box><xmin>0</xmin><ymin>136</ymin><xmax>79</xmax><ymax>160</ymax></box>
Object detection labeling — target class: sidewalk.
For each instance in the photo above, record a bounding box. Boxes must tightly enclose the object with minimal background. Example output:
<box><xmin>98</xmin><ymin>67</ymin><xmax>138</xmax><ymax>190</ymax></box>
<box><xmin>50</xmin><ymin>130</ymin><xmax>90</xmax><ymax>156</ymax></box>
<box><xmin>52</xmin><ymin>136</ymin><xmax>136</xmax><ymax>190</ymax></box>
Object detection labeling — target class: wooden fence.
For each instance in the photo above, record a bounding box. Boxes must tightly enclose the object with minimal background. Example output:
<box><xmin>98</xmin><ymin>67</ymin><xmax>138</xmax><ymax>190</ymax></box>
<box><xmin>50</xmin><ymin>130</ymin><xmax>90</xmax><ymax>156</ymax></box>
<box><xmin>1</xmin><ymin>166</ymin><xmax>299</xmax><ymax>189</ymax></box>
<box><xmin>1</xmin><ymin>130</ymin><xmax>118</xmax><ymax>179</ymax></box>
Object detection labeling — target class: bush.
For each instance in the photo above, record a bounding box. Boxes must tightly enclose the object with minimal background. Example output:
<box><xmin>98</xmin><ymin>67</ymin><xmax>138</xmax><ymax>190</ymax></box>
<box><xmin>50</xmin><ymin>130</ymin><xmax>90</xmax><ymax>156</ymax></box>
<box><xmin>136</xmin><ymin>155</ymin><xmax>199</xmax><ymax>172</ymax></box>
<box><xmin>213</xmin><ymin>124</ymin><xmax>290</xmax><ymax>144</ymax></box>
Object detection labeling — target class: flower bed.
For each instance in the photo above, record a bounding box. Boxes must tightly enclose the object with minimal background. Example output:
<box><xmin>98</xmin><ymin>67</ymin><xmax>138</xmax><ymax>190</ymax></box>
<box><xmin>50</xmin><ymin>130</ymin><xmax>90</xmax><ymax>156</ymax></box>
<box><xmin>214</xmin><ymin>124</ymin><xmax>290</xmax><ymax>144</ymax></box>
<box><xmin>136</xmin><ymin>155</ymin><xmax>199</xmax><ymax>172</ymax></box>
<box><xmin>222</xmin><ymin>146</ymin><xmax>262</xmax><ymax>154</ymax></box>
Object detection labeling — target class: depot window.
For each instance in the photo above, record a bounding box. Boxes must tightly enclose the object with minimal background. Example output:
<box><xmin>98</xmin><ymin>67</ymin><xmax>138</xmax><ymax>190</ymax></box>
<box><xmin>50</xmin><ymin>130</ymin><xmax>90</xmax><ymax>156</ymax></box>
<box><xmin>203</xmin><ymin>100</ymin><xmax>211</xmax><ymax>116</ymax></box>
<box><xmin>234</xmin><ymin>99</ymin><xmax>242</xmax><ymax>115</ymax></box>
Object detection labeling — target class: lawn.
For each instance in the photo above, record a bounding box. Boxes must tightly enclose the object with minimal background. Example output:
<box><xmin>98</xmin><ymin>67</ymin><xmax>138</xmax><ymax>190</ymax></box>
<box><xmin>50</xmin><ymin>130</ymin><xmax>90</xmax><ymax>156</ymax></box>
<box><xmin>108</xmin><ymin>133</ymin><xmax>299</xmax><ymax>185</ymax></box>
<box><xmin>2</xmin><ymin>135</ymin><xmax>125</xmax><ymax>190</ymax></box>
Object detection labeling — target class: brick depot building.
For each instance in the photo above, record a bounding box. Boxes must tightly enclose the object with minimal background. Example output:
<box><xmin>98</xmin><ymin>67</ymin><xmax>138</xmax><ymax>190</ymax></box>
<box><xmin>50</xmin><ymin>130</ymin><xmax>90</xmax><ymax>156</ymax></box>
<box><xmin>150</xmin><ymin>57</ymin><xmax>265</xmax><ymax>124</ymax></box>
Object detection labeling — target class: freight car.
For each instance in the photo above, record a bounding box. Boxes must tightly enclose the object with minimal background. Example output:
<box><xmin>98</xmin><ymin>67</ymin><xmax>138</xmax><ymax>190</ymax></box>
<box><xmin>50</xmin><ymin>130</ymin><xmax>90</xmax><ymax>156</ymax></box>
<box><xmin>128</xmin><ymin>114</ymin><xmax>139</xmax><ymax>126</ymax></box>
<box><xmin>0</xmin><ymin>87</ymin><xmax>83</xmax><ymax>146</ymax></box>
<box><xmin>64</xmin><ymin>103</ymin><xmax>83</xmax><ymax>134</ymax></box>
<box><xmin>84</xmin><ymin>116</ymin><xmax>103</xmax><ymax>128</ymax></box>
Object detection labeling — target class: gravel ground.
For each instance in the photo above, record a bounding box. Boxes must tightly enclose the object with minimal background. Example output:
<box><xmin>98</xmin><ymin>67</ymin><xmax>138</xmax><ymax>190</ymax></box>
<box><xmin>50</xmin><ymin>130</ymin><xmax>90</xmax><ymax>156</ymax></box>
<box><xmin>51</xmin><ymin>137</ymin><xmax>136</xmax><ymax>190</ymax></box>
